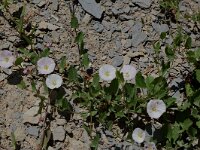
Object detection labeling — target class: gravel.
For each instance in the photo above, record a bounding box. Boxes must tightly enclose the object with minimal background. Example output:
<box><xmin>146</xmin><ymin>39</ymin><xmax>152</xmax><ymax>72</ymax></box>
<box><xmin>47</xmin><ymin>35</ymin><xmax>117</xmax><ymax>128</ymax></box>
<box><xmin>53</xmin><ymin>126</ymin><xmax>66</xmax><ymax>141</ymax></box>
<box><xmin>78</xmin><ymin>0</ymin><xmax>103</xmax><ymax>19</ymax></box>
<box><xmin>132</xmin><ymin>0</ymin><xmax>152</xmax><ymax>8</ymax></box>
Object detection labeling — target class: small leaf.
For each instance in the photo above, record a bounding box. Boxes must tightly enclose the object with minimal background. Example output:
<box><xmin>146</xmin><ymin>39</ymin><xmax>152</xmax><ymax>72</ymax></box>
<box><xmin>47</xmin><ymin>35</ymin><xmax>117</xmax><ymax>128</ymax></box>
<box><xmin>195</xmin><ymin>69</ymin><xmax>200</xmax><ymax>83</ymax></box>
<box><xmin>135</xmin><ymin>71</ymin><xmax>146</xmax><ymax>88</ymax></box>
<box><xmin>185</xmin><ymin>37</ymin><xmax>192</xmax><ymax>49</ymax></box>
<box><xmin>185</xmin><ymin>83</ymin><xmax>194</xmax><ymax>97</ymax></box>
<box><xmin>11</xmin><ymin>132</ymin><xmax>17</xmax><ymax>150</ymax></box>
<box><xmin>40</xmin><ymin>48</ymin><xmax>50</xmax><ymax>57</ymax></box>
<box><xmin>70</xmin><ymin>15</ymin><xmax>79</xmax><ymax>29</ymax></box>
<box><xmin>108</xmin><ymin>78</ymin><xmax>119</xmax><ymax>95</ymax></box>
<box><xmin>75</xmin><ymin>32</ymin><xmax>84</xmax><ymax>44</ymax></box>
<box><xmin>196</xmin><ymin>121</ymin><xmax>200</xmax><ymax>128</ymax></box>
<box><xmin>165</xmin><ymin>45</ymin><xmax>174</xmax><ymax>60</ymax></box>
<box><xmin>161</xmin><ymin>60</ymin><xmax>170</xmax><ymax>75</ymax></box>
<box><xmin>15</xmin><ymin>57</ymin><xmax>23</xmax><ymax>66</ymax></box>
<box><xmin>59</xmin><ymin>56</ymin><xmax>67</xmax><ymax>73</ymax></box>
<box><xmin>116</xmin><ymin>70</ymin><xmax>124</xmax><ymax>83</ymax></box>
<box><xmin>181</xmin><ymin>119</ymin><xmax>193</xmax><ymax>131</ymax></box>
<box><xmin>68</xmin><ymin>66</ymin><xmax>78</xmax><ymax>82</ymax></box>
<box><xmin>42</xmin><ymin>128</ymin><xmax>51</xmax><ymax>149</ymax></box>
<box><xmin>160</xmin><ymin>32</ymin><xmax>167</xmax><ymax>40</ymax></box>
<box><xmin>91</xmin><ymin>134</ymin><xmax>100</xmax><ymax>150</ymax></box>
<box><xmin>92</xmin><ymin>74</ymin><xmax>100</xmax><ymax>88</ymax></box>
<box><xmin>153</xmin><ymin>41</ymin><xmax>160</xmax><ymax>54</ymax></box>
<box><xmin>17</xmin><ymin>80</ymin><xmax>26</xmax><ymax>89</ymax></box>
<box><xmin>81</xmin><ymin>53</ymin><xmax>89</xmax><ymax>68</ymax></box>
<box><xmin>31</xmin><ymin>81</ymin><xmax>37</xmax><ymax>92</ymax></box>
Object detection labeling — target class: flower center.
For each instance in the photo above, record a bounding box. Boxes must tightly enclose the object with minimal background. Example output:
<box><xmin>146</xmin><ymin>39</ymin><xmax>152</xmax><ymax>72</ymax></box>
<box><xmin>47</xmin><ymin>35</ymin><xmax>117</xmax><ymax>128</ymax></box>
<box><xmin>4</xmin><ymin>57</ymin><xmax>9</xmax><ymax>62</ymax></box>
<box><xmin>124</xmin><ymin>72</ymin><xmax>130</xmax><ymax>78</ymax></box>
<box><xmin>44</xmin><ymin>65</ymin><xmax>49</xmax><ymax>70</ymax></box>
<box><xmin>104</xmin><ymin>71</ymin><xmax>110</xmax><ymax>77</ymax></box>
<box><xmin>52</xmin><ymin>80</ymin><xmax>57</xmax><ymax>86</ymax></box>
<box><xmin>152</xmin><ymin>105</ymin><xmax>157</xmax><ymax>112</ymax></box>
<box><xmin>137</xmin><ymin>131</ymin><xmax>143</xmax><ymax>138</ymax></box>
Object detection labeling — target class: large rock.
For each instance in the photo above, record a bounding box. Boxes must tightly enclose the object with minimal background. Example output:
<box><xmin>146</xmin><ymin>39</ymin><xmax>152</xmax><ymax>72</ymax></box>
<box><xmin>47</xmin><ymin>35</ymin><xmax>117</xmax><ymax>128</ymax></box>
<box><xmin>132</xmin><ymin>0</ymin><xmax>152</xmax><ymax>8</ymax></box>
<box><xmin>78</xmin><ymin>0</ymin><xmax>103</xmax><ymax>19</ymax></box>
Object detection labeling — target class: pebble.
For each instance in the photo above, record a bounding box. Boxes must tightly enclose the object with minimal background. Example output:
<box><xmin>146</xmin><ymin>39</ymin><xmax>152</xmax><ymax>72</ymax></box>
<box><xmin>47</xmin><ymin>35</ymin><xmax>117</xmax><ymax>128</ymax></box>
<box><xmin>37</xmin><ymin>1</ymin><xmax>46</xmax><ymax>8</ymax></box>
<box><xmin>35</xmin><ymin>43</ymin><xmax>44</xmax><ymax>50</ymax></box>
<box><xmin>51</xmin><ymin>0</ymin><xmax>59</xmax><ymax>11</ymax></box>
<box><xmin>112</xmin><ymin>55</ymin><xmax>123</xmax><ymax>67</ymax></box>
<box><xmin>132</xmin><ymin>31</ymin><xmax>147</xmax><ymax>47</ymax></box>
<box><xmin>93</xmin><ymin>22</ymin><xmax>104</xmax><ymax>33</ymax></box>
<box><xmin>27</xmin><ymin>126</ymin><xmax>40</xmax><ymax>137</ymax></box>
<box><xmin>78</xmin><ymin>0</ymin><xmax>103</xmax><ymax>19</ymax></box>
<box><xmin>23</xmin><ymin>106</ymin><xmax>44</xmax><ymax>124</ymax></box>
<box><xmin>53</xmin><ymin>126</ymin><xmax>66</xmax><ymax>141</ymax></box>
<box><xmin>152</xmin><ymin>23</ymin><xmax>169</xmax><ymax>33</ymax></box>
<box><xmin>56</xmin><ymin>119</ymin><xmax>67</xmax><ymax>125</ymax></box>
<box><xmin>132</xmin><ymin>0</ymin><xmax>152</xmax><ymax>8</ymax></box>
<box><xmin>38</xmin><ymin>21</ymin><xmax>60</xmax><ymax>31</ymax></box>
<box><xmin>14</xmin><ymin>126</ymin><xmax>26</xmax><ymax>141</ymax></box>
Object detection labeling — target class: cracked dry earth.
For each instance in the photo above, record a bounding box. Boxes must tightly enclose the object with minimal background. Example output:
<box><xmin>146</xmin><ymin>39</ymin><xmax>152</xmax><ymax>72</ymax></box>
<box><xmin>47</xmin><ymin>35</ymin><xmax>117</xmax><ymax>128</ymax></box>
<box><xmin>0</xmin><ymin>0</ymin><xmax>200</xmax><ymax>149</ymax></box>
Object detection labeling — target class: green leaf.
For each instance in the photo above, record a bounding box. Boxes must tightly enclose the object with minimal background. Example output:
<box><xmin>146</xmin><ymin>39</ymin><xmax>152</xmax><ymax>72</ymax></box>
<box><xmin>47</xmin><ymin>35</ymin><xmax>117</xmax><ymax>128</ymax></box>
<box><xmin>17</xmin><ymin>80</ymin><xmax>26</xmax><ymax>89</ymax></box>
<box><xmin>165</xmin><ymin>45</ymin><xmax>174</xmax><ymax>60</ymax></box>
<box><xmin>181</xmin><ymin>119</ymin><xmax>193</xmax><ymax>131</ymax></box>
<box><xmin>124</xmin><ymin>83</ymin><xmax>135</xmax><ymax>98</ymax></box>
<box><xmin>42</xmin><ymin>128</ymin><xmax>51</xmax><ymax>149</ymax></box>
<box><xmin>146</xmin><ymin>75</ymin><xmax>154</xmax><ymax>91</ymax></box>
<box><xmin>31</xmin><ymin>81</ymin><xmax>37</xmax><ymax>92</ymax></box>
<box><xmin>91</xmin><ymin>111</ymin><xmax>97</xmax><ymax>116</ymax></box>
<box><xmin>185</xmin><ymin>83</ymin><xmax>194</xmax><ymax>97</ymax></box>
<box><xmin>40</xmin><ymin>48</ymin><xmax>50</xmax><ymax>57</ymax></box>
<box><xmin>81</xmin><ymin>53</ymin><xmax>90</xmax><ymax>68</ymax></box>
<box><xmin>195</xmin><ymin>69</ymin><xmax>200</xmax><ymax>83</ymax></box>
<box><xmin>185</xmin><ymin>37</ymin><xmax>192</xmax><ymax>49</ymax></box>
<box><xmin>160</xmin><ymin>32</ymin><xmax>167</xmax><ymax>40</ymax></box>
<box><xmin>75</xmin><ymin>32</ymin><xmax>84</xmax><ymax>44</ymax></box>
<box><xmin>91</xmin><ymin>134</ymin><xmax>100</xmax><ymax>150</ymax></box>
<box><xmin>135</xmin><ymin>71</ymin><xmax>146</xmax><ymax>88</ymax></box>
<box><xmin>116</xmin><ymin>70</ymin><xmax>124</xmax><ymax>83</ymax></box>
<box><xmin>92</xmin><ymin>74</ymin><xmax>100</xmax><ymax>88</ymax></box>
<box><xmin>153</xmin><ymin>41</ymin><xmax>161</xmax><ymax>54</ymax></box>
<box><xmin>68</xmin><ymin>66</ymin><xmax>78</xmax><ymax>82</ymax></box>
<box><xmin>196</xmin><ymin>121</ymin><xmax>200</xmax><ymax>128</ymax></box>
<box><xmin>15</xmin><ymin>57</ymin><xmax>23</xmax><ymax>66</ymax></box>
<box><xmin>59</xmin><ymin>56</ymin><xmax>67</xmax><ymax>73</ymax></box>
<box><xmin>108</xmin><ymin>78</ymin><xmax>119</xmax><ymax>95</ymax></box>
<box><xmin>164</xmin><ymin>97</ymin><xmax>176</xmax><ymax>107</ymax></box>
<box><xmin>56</xmin><ymin>98</ymin><xmax>72</xmax><ymax>111</ymax></box>
<box><xmin>70</xmin><ymin>15</ymin><xmax>79</xmax><ymax>29</ymax></box>
<box><xmin>161</xmin><ymin>60</ymin><xmax>170</xmax><ymax>75</ymax></box>
<box><xmin>195</xmin><ymin>48</ymin><xmax>200</xmax><ymax>59</ymax></box>
<box><xmin>11</xmin><ymin>132</ymin><xmax>17</xmax><ymax>150</ymax></box>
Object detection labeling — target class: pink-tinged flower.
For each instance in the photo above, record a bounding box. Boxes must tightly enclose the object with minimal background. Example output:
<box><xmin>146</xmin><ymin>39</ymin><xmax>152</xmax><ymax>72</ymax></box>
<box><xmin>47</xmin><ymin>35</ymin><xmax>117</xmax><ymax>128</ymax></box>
<box><xmin>99</xmin><ymin>64</ymin><xmax>116</xmax><ymax>81</ymax></box>
<box><xmin>144</xmin><ymin>142</ymin><xmax>157</xmax><ymax>150</ymax></box>
<box><xmin>46</xmin><ymin>74</ymin><xmax>63</xmax><ymax>89</ymax></box>
<box><xmin>0</xmin><ymin>50</ymin><xmax>16</xmax><ymax>68</ymax></box>
<box><xmin>132</xmin><ymin>128</ymin><xmax>146</xmax><ymax>144</ymax></box>
<box><xmin>147</xmin><ymin>99</ymin><xmax>166</xmax><ymax>119</ymax></box>
<box><xmin>37</xmin><ymin>57</ymin><xmax>55</xmax><ymax>74</ymax></box>
<box><xmin>120</xmin><ymin>65</ymin><xmax>137</xmax><ymax>80</ymax></box>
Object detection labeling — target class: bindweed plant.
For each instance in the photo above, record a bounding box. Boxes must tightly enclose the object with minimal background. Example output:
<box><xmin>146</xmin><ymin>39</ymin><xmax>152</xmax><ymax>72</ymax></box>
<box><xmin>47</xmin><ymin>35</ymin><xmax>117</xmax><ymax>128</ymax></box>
<box><xmin>1</xmin><ymin>1</ymin><xmax>200</xmax><ymax>150</ymax></box>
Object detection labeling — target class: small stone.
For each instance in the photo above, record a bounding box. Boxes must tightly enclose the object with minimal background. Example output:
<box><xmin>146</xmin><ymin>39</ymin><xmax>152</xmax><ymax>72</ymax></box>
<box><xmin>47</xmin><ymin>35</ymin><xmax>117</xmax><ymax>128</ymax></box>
<box><xmin>37</xmin><ymin>1</ymin><xmax>46</xmax><ymax>8</ymax></box>
<box><xmin>23</xmin><ymin>107</ymin><xmax>44</xmax><ymax>124</ymax></box>
<box><xmin>32</xmin><ymin>0</ymin><xmax>41</xmax><ymax>4</ymax></box>
<box><xmin>38</xmin><ymin>21</ymin><xmax>59</xmax><ymax>31</ymax></box>
<box><xmin>0</xmin><ymin>73</ymin><xmax>7</xmax><ymax>82</ymax></box>
<box><xmin>48</xmin><ymin>146</ymin><xmax>55</xmax><ymax>150</ymax></box>
<box><xmin>82</xmin><ymin>14</ymin><xmax>92</xmax><ymax>25</ymax></box>
<box><xmin>53</xmin><ymin>126</ymin><xmax>66</xmax><ymax>141</ymax></box>
<box><xmin>152</xmin><ymin>23</ymin><xmax>169</xmax><ymax>33</ymax></box>
<box><xmin>51</xmin><ymin>0</ymin><xmax>59</xmax><ymax>11</ymax></box>
<box><xmin>56</xmin><ymin>119</ymin><xmax>67</xmax><ymax>125</ymax></box>
<box><xmin>132</xmin><ymin>31</ymin><xmax>147</xmax><ymax>47</ymax></box>
<box><xmin>14</xmin><ymin>126</ymin><xmax>26</xmax><ymax>141</ymax></box>
<box><xmin>93</xmin><ymin>22</ymin><xmax>104</xmax><ymax>33</ymax></box>
<box><xmin>78</xmin><ymin>0</ymin><xmax>103</xmax><ymax>19</ymax></box>
<box><xmin>0</xmin><ymin>42</ymin><xmax>11</xmax><ymax>49</ymax></box>
<box><xmin>124</xmin><ymin>39</ymin><xmax>132</xmax><ymax>48</ymax></box>
<box><xmin>132</xmin><ymin>0</ymin><xmax>152</xmax><ymax>8</ymax></box>
<box><xmin>27</xmin><ymin>126</ymin><xmax>39</xmax><ymax>137</ymax></box>
<box><xmin>112</xmin><ymin>55</ymin><xmax>123</xmax><ymax>67</ymax></box>
<box><xmin>8</xmin><ymin>36</ymin><xmax>18</xmax><ymax>42</ymax></box>
<box><xmin>35</xmin><ymin>43</ymin><xmax>44</xmax><ymax>50</ymax></box>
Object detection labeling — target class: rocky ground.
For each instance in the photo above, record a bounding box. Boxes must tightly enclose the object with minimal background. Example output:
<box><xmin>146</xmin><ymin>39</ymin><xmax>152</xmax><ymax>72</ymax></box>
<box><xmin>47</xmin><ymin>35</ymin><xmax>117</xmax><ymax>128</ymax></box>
<box><xmin>0</xmin><ymin>0</ymin><xmax>200</xmax><ymax>149</ymax></box>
